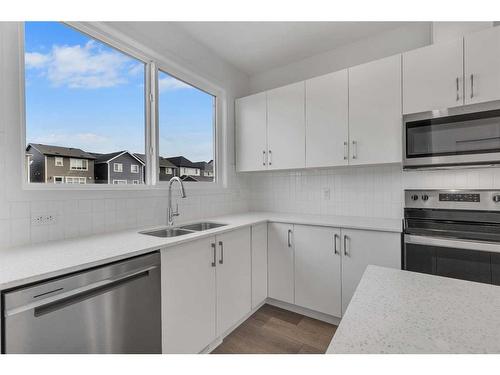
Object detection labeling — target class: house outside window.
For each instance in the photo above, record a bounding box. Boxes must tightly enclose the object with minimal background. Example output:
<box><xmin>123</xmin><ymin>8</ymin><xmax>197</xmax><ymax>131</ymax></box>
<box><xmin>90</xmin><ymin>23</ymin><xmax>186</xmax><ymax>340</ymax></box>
<box><xmin>113</xmin><ymin>180</ymin><xmax>127</xmax><ymax>184</ymax></box>
<box><xmin>70</xmin><ymin>158</ymin><xmax>88</xmax><ymax>171</ymax></box>
<box><xmin>132</xmin><ymin>180</ymin><xmax>140</xmax><ymax>184</ymax></box>
<box><xmin>131</xmin><ymin>164</ymin><xmax>139</xmax><ymax>173</ymax></box>
<box><xmin>114</xmin><ymin>163</ymin><xmax>123</xmax><ymax>172</ymax></box>
<box><xmin>65</xmin><ymin>176</ymin><xmax>86</xmax><ymax>184</ymax></box>
<box><xmin>54</xmin><ymin>176</ymin><xmax>64</xmax><ymax>183</ymax></box>
<box><xmin>55</xmin><ymin>157</ymin><xmax>63</xmax><ymax>166</ymax></box>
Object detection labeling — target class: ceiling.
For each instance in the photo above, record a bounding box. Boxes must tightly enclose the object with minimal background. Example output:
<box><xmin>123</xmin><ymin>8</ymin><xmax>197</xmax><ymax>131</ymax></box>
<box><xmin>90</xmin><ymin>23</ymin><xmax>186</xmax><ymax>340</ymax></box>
<box><xmin>176</xmin><ymin>22</ymin><xmax>414</xmax><ymax>76</ymax></box>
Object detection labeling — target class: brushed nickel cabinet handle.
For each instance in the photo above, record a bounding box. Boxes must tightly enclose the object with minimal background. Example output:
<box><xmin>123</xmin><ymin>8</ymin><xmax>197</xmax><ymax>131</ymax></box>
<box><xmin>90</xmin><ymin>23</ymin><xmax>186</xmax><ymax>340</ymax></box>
<box><xmin>262</xmin><ymin>150</ymin><xmax>266</xmax><ymax>166</ymax></box>
<box><xmin>456</xmin><ymin>77</ymin><xmax>460</xmax><ymax>101</ymax></box>
<box><xmin>343</xmin><ymin>235</ymin><xmax>349</xmax><ymax>256</ymax></box>
<box><xmin>218</xmin><ymin>241</ymin><xmax>224</xmax><ymax>264</ymax></box>
<box><xmin>470</xmin><ymin>74</ymin><xmax>474</xmax><ymax>99</ymax></box>
<box><xmin>287</xmin><ymin>229</ymin><xmax>292</xmax><ymax>248</ymax></box>
<box><xmin>334</xmin><ymin>234</ymin><xmax>339</xmax><ymax>255</ymax></box>
<box><xmin>268</xmin><ymin>150</ymin><xmax>272</xmax><ymax>166</ymax></box>
<box><xmin>211</xmin><ymin>243</ymin><xmax>216</xmax><ymax>267</ymax></box>
<box><xmin>343</xmin><ymin>141</ymin><xmax>348</xmax><ymax>160</ymax></box>
<box><xmin>352</xmin><ymin>141</ymin><xmax>357</xmax><ymax>160</ymax></box>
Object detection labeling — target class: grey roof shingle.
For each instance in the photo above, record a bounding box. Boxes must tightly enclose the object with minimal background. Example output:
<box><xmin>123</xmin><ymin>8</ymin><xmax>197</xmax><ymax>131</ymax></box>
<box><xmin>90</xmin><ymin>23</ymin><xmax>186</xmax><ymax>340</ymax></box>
<box><xmin>134</xmin><ymin>154</ymin><xmax>177</xmax><ymax>168</ymax></box>
<box><xmin>27</xmin><ymin>143</ymin><xmax>96</xmax><ymax>159</ymax></box>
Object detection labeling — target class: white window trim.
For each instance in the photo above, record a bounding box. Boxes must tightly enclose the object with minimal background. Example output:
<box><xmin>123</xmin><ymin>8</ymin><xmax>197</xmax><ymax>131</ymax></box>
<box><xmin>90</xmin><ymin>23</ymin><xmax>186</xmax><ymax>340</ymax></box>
<box><xmin>55</xmin><ymin>157</ymin><xmax>63</xmax><ymax>166</ymax></box>
<box><xmin>113</xmin><ymin>163</ymin><xmax>123</xmax><ymax>172</ymax></box>
<box><xmin>69</xmin><ymin>158</ymin><xmax>88</xmax><ymax>171</ymax></box>
<box><xmin>20</xmin><ymin>21</ymin><xmax>226</xmax><ymax>191</ymax></box>
<box><xmin>131</xmin><ymin>164</ymin><xmax>139</xmax><ymax>173</ymax></box>
<box><xmin>132</xmin><ymin>180</ymin><xmax>140</xmax><ymax>184</ymax></box>
<box><xmin>65</xmin><ymin>176</ymin><xmax>87</xmax><ymax>184</ymax></box>
<box><xmin>113</xmin><ymin>179</ymin><xmax>127</xmax><ymax>184</ymax></box>
<box><xmin>53</xmin><ymin>176</ymin><xmax>64</xmax><ymax>184</ymax></box>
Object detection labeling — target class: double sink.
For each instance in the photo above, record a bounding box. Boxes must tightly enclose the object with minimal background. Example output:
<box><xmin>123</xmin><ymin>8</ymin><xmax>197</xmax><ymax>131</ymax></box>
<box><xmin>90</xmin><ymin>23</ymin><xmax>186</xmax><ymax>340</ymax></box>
<box><xmin>140</xmin><ymin>222</ymin><xmax>227</xmax><ymax>238</ymax></box>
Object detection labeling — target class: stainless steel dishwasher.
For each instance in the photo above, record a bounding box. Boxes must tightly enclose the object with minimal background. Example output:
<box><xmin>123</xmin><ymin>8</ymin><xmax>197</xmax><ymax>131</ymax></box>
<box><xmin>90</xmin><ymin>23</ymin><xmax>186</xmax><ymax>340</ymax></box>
<box><xmin>2</xmin><ymin>252</ymin><xmax>161</xmax><ymax>354</ymax></box>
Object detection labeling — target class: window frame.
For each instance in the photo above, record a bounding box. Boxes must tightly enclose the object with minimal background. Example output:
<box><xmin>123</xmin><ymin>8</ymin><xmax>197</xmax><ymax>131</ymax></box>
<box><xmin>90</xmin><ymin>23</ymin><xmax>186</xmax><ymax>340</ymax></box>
<box><xmin>112</xmin><ymin>179</ymin><xmax>127</xmax><ymax>184</ymax></box>
<box><xmin>113</xmin><ymin>163</ymin><xmax>123</xmax><ymax>173</ymax></box>
<box><xmin>54</xmin><ymin>157</ymin><xmax>63</xmax><ymax>167</ymax></box>
<box><xmin>130</xmin><ymin>164</ymin><xmax>139</xmax><ymax>173</ymax></box>
<box><xmin>53</xmin><ymin>176</ymin><xmax>64</xmax><ymax>184</ymax></box>
<box><xmin>70</xmin><ymin>158</ymin><xmax>88</xmax><ymax>171</ymax></box>
<box><xmin>20</xmin><ymin>21</ymin><xmax>225</xmax><ymax>191</ymax></box>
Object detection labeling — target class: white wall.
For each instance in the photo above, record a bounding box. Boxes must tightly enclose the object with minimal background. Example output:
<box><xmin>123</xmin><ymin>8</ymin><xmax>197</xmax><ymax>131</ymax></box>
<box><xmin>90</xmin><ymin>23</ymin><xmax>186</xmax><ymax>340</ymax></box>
<box><xmin>248</xmin><ymin>22</ymin><xmax>432</xmax><ymax>94</ymax></box>
<box><xmin>0</xmin><ymin>22</ymin><xmax>250</xmax><ymax>249</ymax></box>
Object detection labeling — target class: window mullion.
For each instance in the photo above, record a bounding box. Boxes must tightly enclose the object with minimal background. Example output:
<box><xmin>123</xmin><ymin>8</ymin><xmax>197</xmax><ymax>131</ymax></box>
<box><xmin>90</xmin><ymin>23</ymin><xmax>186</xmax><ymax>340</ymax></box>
<box><xmin>145</xmin><ymin>61</ymin><xmax>159</xmax><ymax>186</ymax></box>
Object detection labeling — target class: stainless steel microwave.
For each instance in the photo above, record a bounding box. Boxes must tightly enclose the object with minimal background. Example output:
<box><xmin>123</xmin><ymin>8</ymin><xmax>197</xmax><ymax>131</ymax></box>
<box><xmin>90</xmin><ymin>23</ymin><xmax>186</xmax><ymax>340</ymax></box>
<box><xmin>403</xmin><ymin>100</ymin><xmax>500</xmax><ymax>169</ymax></box>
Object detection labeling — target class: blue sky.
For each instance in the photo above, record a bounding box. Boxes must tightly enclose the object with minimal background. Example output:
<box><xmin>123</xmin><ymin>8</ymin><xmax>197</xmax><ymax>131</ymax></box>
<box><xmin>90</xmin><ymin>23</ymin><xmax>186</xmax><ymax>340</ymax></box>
<box><xmin>25</xmin><ymin>22</ymin><xmax>214</xmax><ymax>162</ymax></box>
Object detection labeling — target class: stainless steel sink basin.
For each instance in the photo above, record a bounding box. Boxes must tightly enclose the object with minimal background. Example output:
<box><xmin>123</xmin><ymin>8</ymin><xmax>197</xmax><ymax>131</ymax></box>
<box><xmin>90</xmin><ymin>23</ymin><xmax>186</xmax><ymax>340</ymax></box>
<box><xmin>179</xmin><ymin>222</ymin><xmax>227</xmax><ymax>231</ymax></box>
<box><xmin>140</xmin><ymin>228</ymin><xmax>194</xmax><ymax>238</ymax></box>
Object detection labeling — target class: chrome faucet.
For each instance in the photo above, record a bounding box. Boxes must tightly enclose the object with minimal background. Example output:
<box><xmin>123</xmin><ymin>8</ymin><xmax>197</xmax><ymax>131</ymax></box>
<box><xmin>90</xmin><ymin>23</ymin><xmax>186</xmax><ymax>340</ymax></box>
<box><xmin>167</xmin><ymin>177</ymin><xmax>187</xmax><ymax>226</ymax></box>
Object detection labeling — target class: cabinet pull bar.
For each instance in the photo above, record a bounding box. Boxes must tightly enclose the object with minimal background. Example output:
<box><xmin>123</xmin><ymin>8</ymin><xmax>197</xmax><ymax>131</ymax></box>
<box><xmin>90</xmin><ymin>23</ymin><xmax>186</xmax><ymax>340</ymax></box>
<box><xmin>343</xmin><ymin>141</ymin><xmax>348</xmax><ymax>160</ymax></box>
<box><xmin>343</xmin><ymin>235</ymin><xmax>349</xmax><ymax>256</ymax></box>
<box><xmin>262</xmin><ymin>150</ymin><xmax>266</xmax><ymax>166</ymax></box>
<box><xmin>287</xmin><ymin>229</ymin><xmax>292</xmax><ymax>248</ymax></box>
<box><xmin>334</xmin><ymin>233</ymin><xmax>339</xmax><ymax>255</ymax></box>
<box><xmin>218</xmin><ymin>241</ymin><xmax>224</xmax><ymax>265</ymax></box>
<box><xmin>470</xmin><ymin>74</ymin><xmax>474</xmax><ymax>99</ymax></box>
<box><xmin>211</xmin><ymin>243</ymin><xmax>216</xmax><ymax>267</ymax></box>
<box><xmin>456</xmin><ymin>77</ymin><xmax>460</xmax><ymax>101</ymax></box>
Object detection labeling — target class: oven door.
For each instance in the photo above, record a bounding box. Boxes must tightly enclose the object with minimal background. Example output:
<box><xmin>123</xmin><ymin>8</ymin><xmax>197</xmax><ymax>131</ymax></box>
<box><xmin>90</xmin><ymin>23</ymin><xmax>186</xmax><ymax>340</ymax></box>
<box><xmin>404</xmin><ymin>234</ymin><xmax>498</xmax><ymax>284</ymax></box>
<box><xmin>403</xmin><ymin>101</ymin><xmax>500</xmax><ymax>168</ymax></box>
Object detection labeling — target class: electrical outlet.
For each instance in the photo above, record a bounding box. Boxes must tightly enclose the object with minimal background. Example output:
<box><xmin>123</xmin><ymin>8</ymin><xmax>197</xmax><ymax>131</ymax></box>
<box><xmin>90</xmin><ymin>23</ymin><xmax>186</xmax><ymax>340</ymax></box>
<box><xmin>31</xmin><ymin>214</ymin><xmax>57</xmax><ymax>226</ymax></box>
<box><xmin>322</xmin><ymin>187</ymin><xmax>331</xmax><ymax>201</ymax></box>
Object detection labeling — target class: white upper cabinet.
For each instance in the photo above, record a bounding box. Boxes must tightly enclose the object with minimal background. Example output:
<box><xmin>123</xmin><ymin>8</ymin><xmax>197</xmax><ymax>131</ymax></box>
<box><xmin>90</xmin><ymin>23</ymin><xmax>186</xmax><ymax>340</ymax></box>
<box><xmin>305</xmin><ymin>70</ymin><xmax>349</xmax><ymax>168</ymax></box>
<box><xmin>235</xmin><ymin>92</ymin><xmax>268</xmax><ymax>172</ymax></box>
<box><xmin>465</xmin><ymin>26</ymin><xmax>500</xmax><ymax>105</ymax></box>
<box><xmin>403</xmin><ymin>38</ymin><xmax>464</xmax><ymax>114</ymax></box>
<box><xmin>267</xmin><ymin>82</ymin><xmax>306</xmax><ymax>170</ymax></box>
<box><xmin>348</xmin><ymin>54</ymin><xmax>402</xmax><ymax>165</ymax></box>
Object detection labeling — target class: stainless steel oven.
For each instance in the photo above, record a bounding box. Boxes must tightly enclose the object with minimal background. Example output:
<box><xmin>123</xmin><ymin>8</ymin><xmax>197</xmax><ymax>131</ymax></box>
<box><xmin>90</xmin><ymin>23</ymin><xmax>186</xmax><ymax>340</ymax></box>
<box><xmin>403</xmin><ymin>100</ymin><xmax>500</xmax><ymax>169</ymax></box>
<box><xmin>403</xmin><ymin>190</ymin><xmax>500</xmax><ymax>285</ymax></box>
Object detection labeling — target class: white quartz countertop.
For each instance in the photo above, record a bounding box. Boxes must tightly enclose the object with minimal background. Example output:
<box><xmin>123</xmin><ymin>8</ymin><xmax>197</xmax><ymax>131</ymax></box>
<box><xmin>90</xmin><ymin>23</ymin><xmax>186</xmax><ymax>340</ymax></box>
<box><xmin>327</xmin><ymin>266</ymin><xmax>500</xmax><ymax>354</ymax></box>
<box><xmin>0</xmin><ymin>211</ymin><xmax>400</xmax><ymax>291</ymax></box>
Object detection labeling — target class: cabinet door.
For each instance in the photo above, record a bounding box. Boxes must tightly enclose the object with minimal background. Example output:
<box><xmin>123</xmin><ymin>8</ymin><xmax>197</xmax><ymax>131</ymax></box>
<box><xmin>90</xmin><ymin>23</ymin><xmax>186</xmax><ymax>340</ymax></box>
<box><xmin>161</xmin><ymin>237</ymin><xmax>216</xmax><ymax>353</ymax></box>
<box><xmin>251</xmin><ymin>223</ymin><xmax>268</xmax><ymax>309</ymax></box>
<box><xmin>341</xmin><ymin>229</ymin><xmax>401</xmax><ymax>314</ymax></box>
<box><xmin>348</xmin><ymin>55</ymin><xmax>402</xmax><ymax>165</ymax></box>
<box><xmin>403</xmin><ymin>38</ymin><xmax>464</xmax><ymax>114</ymax></box>
<box><xmin>465</xmin><ymin>26</ymin><xmax>500</xmax><ymax>105</ymax></box>
<box><xmin>235</xmin><ymin>92</ymin><xmax>268</xmax><ymax>172</ymax></box>
<box><xmin>267</xmin><ymin>222</ymin><xmax>294</xmax><ymax>304</ymax></box>
<box><xmin>294</xmin><ymin>225</ymin><xmax>342</xmax><ymax>317</ymax></box>
<box><xmin>305</xmin><ymin>70</ymin><xmax>349</xmax><ymax>168</ymax></box>
<box><xmin>267</xmin><ymin>82</ymin><xmax>306</xmax><ymax>170</ymax></box>
<box><xmin>216</xmin><ymin>227</ymin><xmax>252</xmax><ymax>336</ymax></box>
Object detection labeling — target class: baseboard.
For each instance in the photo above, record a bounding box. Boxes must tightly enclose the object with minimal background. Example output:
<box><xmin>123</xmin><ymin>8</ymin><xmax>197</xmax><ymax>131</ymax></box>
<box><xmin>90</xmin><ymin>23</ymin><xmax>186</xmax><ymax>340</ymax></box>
<box><xmin>266</xmin><ymin>298</ymin><xmax>341</xmax><ymax>326</ymax></box>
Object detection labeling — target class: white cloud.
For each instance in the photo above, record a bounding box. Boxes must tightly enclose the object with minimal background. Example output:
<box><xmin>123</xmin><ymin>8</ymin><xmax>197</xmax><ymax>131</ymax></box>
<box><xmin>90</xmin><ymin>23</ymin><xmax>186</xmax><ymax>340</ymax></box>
<box><xmin>25</xmin><ymin>52</ymin><xmax>50</xmax><ymax>68</ymax></box>
<box><xmin>30</xmin><ymin>132</ymin><xmax>109</xmax><ymax>150</ymax></box>
<box><xmin>159</xmin><ymin>76</ymin><xmax>193</xmax><ymax>93</ymax></box>
<box><xmin>25</xmin><ymin>41</ymin><xmax>134</xmax><ymax>89</ymax></box>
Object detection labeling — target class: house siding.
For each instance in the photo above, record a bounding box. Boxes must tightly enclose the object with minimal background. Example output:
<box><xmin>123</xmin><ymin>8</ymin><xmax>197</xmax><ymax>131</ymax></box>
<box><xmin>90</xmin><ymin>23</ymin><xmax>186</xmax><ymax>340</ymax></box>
<box><xmin>45</xmin><ymin>156</ymin><xmax>94</xmax><ymax>184</ymax></box>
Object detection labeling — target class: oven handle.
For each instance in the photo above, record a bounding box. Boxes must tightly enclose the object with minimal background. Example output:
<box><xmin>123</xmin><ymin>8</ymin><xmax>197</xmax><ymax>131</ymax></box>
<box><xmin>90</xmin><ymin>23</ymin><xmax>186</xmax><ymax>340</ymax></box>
<box><xmin>404</xmin><ymin>234</ymin><xmax>500</xmax><ymax>253</ymax></box>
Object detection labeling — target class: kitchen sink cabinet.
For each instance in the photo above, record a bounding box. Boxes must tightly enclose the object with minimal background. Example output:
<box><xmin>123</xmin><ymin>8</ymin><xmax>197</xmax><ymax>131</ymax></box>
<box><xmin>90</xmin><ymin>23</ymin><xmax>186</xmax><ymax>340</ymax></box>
<box><xmin>216</xmin><ymin>227</ymin><xmax>252</xmax><ymax>336</ymax></box>
<box><xmin>161</xmin><ymin>236</ymin><xmax>217</xmax><ymax>354</ymax></box>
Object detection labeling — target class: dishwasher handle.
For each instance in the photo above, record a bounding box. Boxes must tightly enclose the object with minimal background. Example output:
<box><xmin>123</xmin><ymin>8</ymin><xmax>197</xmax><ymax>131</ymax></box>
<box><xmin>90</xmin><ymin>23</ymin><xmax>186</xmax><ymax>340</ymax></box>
<box><xmin>5</xmin><ymin>266</ymin><xmax>158</xmax><ymax>318</ymax></box>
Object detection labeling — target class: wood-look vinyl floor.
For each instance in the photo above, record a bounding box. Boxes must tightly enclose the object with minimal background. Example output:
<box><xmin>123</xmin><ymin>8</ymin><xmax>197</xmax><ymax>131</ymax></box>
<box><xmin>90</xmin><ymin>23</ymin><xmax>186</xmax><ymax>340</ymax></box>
<box><xmin>211</xmin><ymin>304</ymin><xmax>337</xmax><ymax>354</ymax></box>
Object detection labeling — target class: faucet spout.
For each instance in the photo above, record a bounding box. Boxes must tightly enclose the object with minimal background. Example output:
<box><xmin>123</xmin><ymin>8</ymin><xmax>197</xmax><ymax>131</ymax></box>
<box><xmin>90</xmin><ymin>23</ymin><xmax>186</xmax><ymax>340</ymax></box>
<box><xmin>167</xmin><ymin>177</ymin><xmax>187</xmax><ymax>226</ymax></box>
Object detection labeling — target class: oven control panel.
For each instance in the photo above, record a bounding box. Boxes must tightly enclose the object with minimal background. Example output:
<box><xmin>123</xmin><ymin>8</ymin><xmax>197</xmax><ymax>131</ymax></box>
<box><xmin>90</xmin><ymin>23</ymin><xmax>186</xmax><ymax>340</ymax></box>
<box><xmin>439</xmin><ymin>193</ymin><xmax>480</xmax><ymax>202</ymax></box>
<box><xmin>405</xmin><ymin>190</ymin><xmax>500</xmax><ymax>211</ymax></box>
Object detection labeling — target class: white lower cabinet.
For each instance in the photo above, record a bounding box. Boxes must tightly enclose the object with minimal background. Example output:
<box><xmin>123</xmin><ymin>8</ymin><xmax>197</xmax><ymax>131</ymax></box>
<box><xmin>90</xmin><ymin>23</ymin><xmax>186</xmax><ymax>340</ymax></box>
<box><xmin>341</xmin><ymin>228</ymin><xmax>401</xmax><ymax>313</ymax></box>
<box><xmin>268</xmin><ymin>222</ymin><xmax>295</xmax><ymax>304</ymax></box>
<box><xmin>216</xmin><ymin>227</ymin><xmax>252</xmax><ymax>336</ymax></box>
<box><xmin>294</xmin><ymin>225</ymin><xmax>342</xmax><ymax>317</ymax></box>
<box><xmin>161</xmin><ymin>227</ymin><xmax>251</xmax><ymax>353</ymax></box>
<box><xmin>161</xmin><ymin>236</ymin><xmax>217</xmax><ymax>354</ymax></box>
<box><xmin>251</xmin><ymin>223</ymin><xmax>268</xmax><ymax>309</ymax></box>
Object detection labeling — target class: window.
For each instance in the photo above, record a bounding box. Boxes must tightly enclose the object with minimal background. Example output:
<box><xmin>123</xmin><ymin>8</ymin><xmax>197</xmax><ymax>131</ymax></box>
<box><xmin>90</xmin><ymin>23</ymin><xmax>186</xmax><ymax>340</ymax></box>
<box><xmin>131</xmin><ymin>164</ymin><xmax>139</xmax><ymax>173</ymax></box>
<box><xmin>24</xmin><ymin>22</ymin><xmax>146</xmax><ymax>185</ymax></box>
<box><xmin>132</xmin><ymin>180</ymin><xmax>140</xmax><ymax>184</ymax></box>
<box><xmin>70</xmin><ymin>158</ymin><xmax>88</xmax><ymax>171</ymax></box>
<box><xmin>55</xmin><ymin>157</ymin><xmax>63</xmax><ymax>166</ymax></box>
<box><xmin>158</xmin><ymin>71</ymin><xmax>215</xmax><ymax>183</ymax></box>
<box><xmin>113</xmin><ymin>163</ymin><xmax>123</xmax><ymax>172</ymax></box>
<box><xmin>54</xmin><ymin>176</ymin><xmax>64</xmax><ymax>183</ymax></box>
<box><xmin>66</xmin><ymin>176</ymin><xmax>86</xmax><ymax>184</ymax></box>
<box><xmin>113</xmin><ymin>180</ymin><xmax>127</xmax><ymax>184</ymax></box>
